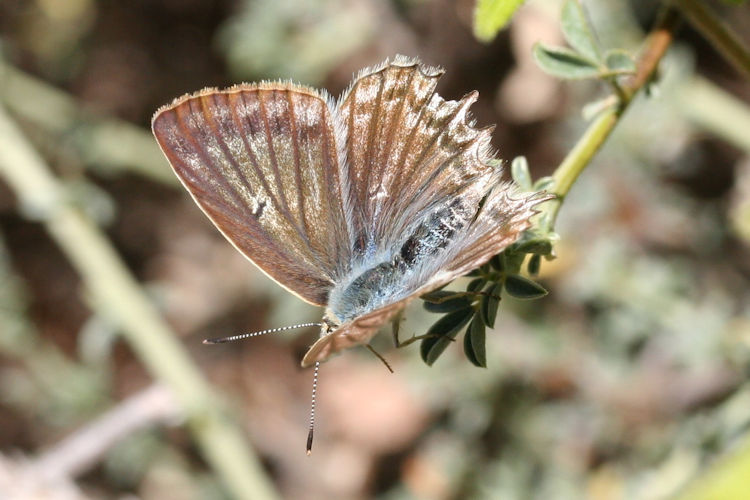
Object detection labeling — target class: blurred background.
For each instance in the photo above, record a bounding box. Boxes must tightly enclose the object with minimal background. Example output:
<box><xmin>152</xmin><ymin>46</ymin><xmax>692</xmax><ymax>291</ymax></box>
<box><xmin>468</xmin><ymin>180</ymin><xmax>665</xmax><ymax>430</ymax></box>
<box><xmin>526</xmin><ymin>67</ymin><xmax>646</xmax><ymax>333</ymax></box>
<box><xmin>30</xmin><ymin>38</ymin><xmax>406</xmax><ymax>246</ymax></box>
<box><xmin>1</xmin><ymin>0</ymin><xmax>749</xmax><ymax>499</ymax></box>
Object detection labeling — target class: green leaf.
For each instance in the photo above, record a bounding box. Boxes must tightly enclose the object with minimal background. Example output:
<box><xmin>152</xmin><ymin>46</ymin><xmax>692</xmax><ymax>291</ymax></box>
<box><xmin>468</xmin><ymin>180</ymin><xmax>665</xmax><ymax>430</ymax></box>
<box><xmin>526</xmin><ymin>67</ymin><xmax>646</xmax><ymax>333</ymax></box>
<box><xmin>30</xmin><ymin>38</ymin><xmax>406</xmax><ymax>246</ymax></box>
<box><xmin>604</xmin><ymin>49</ymin><xmax>636</xmax><ymax>75</ymax></box>
<box><xmin>490</xmin><ymin>254</ymin><xmax>504</xmax><ymax>272</ymax></box>
<box><xmin>533</xmin><ymin>176</ymin><xmax>555</xmax><ymax>191</ymax></box>
<box><xmin>561</xmin><ymin>0</ymin><xmax>601</xmax><ymax>62</ymax></box>
<box><xmin>581</xmin><ymin>95</ymin><xmax>618</xmax><ymax>121</ymax></box>
<box><xmin>505</xmin><ymin>274</ymin><xmax>548</xmax><ymax>299</ymax></box>
<box><xmin>527</xmin><ymin>254</ymin><xmax>541</xmax><ymax>276</ymax></box>
<box><xmin>511</xmin><ymin>156</ymin><xmax>532</xmax><ymax>190</ymax></box>
<box><xmin>513</xmin><ymin>238</ymin><xmax>553</xmax><ymax>255</ymax></box>
<box><xmin>422</xmin><ymin>291</ymin><xmax>474</xmax><ymax>313</ymax></box>
<box><xmin>481</xmin><ymin>283</ymin><xmax>503</xmax><ymax>326</ymax></box>
<box><xmin>420</xmin><ymin>308</ymin><xmax>474</xmax><ymax>366</ymax></box>
<box><xmin>533</xmin><ymin>43</ymin><xmax>601</xmax><ymax>80</ymax></box>
<box><xmin>463</xmin><ymin>315</ymin><xmax>487</xmax><ymax>367</ymax></box>
<box><xmin>421</xmin><ymin>289</ymin><xmax>451</xmax><ymax>302</ymax></box>
<box><xmin>467</xmin><ymin>278</ymin><xmax>487</xmax><ymax>293</ymax></box>
<box><xmin>473</xmin><ymin>0</ymin><xmax>525</xmax><ymax>43</ymax></box>
<box><xmin>503</xmin><ymin>250</ymin><xmax>526</xmax><ymax>273</ymax></box>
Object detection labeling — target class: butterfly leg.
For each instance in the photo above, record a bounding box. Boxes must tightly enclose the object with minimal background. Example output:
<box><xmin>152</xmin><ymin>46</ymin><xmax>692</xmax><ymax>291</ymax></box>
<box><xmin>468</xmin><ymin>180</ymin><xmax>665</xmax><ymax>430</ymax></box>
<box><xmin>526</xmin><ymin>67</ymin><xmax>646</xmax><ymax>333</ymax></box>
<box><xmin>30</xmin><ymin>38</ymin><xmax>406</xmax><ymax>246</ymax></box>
<box><xmin>391</xmin><ymin>311</ymin><xmax>453</xmax><ymax>348</ymax></box>
<box><xmin>395</xmin><ymin>332</ymin><xmax>453</xmax><ymax>348</ymax></box>
<box><xmin>390</xmin><ymin>310</ymin><xmax>404</xmax><ymax>347</ymax></box>
<box><xmin>365</xmin><ymin>344</ymin><xmax>394</xmax><ymax>373</ymax></box>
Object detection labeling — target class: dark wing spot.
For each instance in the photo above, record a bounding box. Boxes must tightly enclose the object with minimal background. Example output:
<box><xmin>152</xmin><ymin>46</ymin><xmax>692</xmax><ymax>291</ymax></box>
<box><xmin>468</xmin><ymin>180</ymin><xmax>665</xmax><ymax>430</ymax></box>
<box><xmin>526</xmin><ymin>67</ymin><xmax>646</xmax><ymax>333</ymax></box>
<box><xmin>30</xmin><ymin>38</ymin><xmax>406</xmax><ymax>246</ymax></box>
<box><xmin>252</xmin><ymin>200</ymin><xmax>266</xmax><ymax>219</ymax></box>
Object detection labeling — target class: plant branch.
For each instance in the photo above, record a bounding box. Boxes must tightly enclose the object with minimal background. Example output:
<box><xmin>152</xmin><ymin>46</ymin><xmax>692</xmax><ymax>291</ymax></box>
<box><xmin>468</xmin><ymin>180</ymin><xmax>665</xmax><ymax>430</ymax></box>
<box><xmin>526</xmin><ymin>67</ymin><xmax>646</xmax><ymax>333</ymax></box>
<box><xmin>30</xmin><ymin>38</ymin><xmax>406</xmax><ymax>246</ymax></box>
<box><xmin>544</xmin><ymin>6</ymin><xmax>681</xmax><ymax>229</ymax></box>
<box><xmin>0</xmin><ymin>104</ymin><xmax>279</xmax><ymax>500</ymax></box>
<box><xmin>33</xmin><ymin>384</ymin><xmax>179</xmax><ymax>480</ymax></box>
<box><xmin>0</xmin><ymin>60</ymin><xmax>177</xmax><ymax>185</ymax></box>
<box><xmin>673</xmin><ymin>0</ymin><xmax>750</xmax><ymax>80</ymax></box>
<box><xmin>672</xmin><ymin>434</ymin><xmax>750</xmax><ymax>500</ymax></box>
<box><xmin>678</xmin><ymin>76</ymin><xmax>750</xmax><ymax>154</ymax></box>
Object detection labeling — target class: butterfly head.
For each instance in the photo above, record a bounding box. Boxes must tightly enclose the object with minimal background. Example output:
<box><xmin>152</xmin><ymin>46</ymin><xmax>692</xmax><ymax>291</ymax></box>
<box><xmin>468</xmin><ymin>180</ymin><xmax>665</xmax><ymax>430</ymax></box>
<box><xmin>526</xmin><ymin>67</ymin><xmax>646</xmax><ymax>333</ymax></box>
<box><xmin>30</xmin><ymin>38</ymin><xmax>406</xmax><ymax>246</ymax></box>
<box><xmin>320</xmin><ymin>315</ymin><xmax>339</xmax><ymax>337</ymax></box>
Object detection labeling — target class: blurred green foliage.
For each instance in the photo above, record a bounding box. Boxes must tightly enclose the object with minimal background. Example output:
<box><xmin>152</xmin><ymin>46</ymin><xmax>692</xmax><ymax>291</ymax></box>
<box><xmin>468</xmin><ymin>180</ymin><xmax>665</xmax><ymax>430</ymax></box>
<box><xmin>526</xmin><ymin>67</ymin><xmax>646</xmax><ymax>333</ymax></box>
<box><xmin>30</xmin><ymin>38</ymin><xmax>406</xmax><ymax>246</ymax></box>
<box><xmin>0</xmin><ymin>0</ymin><xmax>749</xmax><ymax>499</ymax></box>
<box><xmin>218</xmin><ymin>0</ymin><xmax>374</xmax><ymax>84</ymax></box>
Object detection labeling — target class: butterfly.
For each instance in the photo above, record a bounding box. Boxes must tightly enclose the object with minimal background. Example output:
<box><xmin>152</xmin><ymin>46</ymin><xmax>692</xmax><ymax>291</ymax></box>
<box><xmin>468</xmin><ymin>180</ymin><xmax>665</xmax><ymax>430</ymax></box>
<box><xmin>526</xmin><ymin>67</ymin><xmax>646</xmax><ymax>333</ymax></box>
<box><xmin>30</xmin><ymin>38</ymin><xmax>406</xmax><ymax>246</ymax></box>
<box><xmin>152</xmin><ymin>55</ymin><xmax>548</xmax><ymax>452</ymax></box>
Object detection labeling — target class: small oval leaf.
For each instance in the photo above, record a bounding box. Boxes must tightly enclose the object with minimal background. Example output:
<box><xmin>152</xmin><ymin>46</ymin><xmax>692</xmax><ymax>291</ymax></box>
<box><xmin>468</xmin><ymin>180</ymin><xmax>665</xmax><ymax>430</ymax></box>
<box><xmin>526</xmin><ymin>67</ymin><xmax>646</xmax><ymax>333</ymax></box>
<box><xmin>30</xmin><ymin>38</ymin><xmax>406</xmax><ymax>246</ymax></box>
<box><xmin>490</xmin><ymin>254</ymin><xmax>504</xmax><ymax>272</ymax></box>
<box><xmin>561</xmin><ymin>0</ymin><xmax>601</xmax><ymax>62</ymax></box>
<box><xmin>463</xmin><ymin>315</ymin><xmax>487</xmax><ymax>367</ymax></box>
<box><xmin>604</xmin><ymin>49</ymin><xmax>636</xmax><ymax>74</ymax></box>
<box><xmin>421</xmin><ymin>290</ymin><xmax>453</xmax><ymax>302</ymax></box>
<box><xmin>420</xmin><ymin>308</ymin><xmax>474</xmax><ymax>366</ymax></box>
<box><xmin>503</xmin><ymin>250</ymin><xmax>526</xmax><ymax>272</ymax></box>
<box><xmin>467</xmin><ymin>278</ymin><xmax>487</xmax><ymax>293</ymax></box>
<box><xmin>473</xmin><ymin>0</ymin><xmax>525</xmax><ymax>43</ymax></box>
<box><xmin>527</xmin><ymin>254</ymin><xmax>542</xmax><ymax>276</ymax></box>
<box><xmin>533</xmin><ymin>43</ymin><xmax>601</xmax><ymax>80</ymax></box>
<box><xmin>532</xmin><ymin>176</ymin><xmax>555</xmax><ymax>191</ymax></box>
<box><xmin>511</xmin><ymin>156</ymin><xmax>532</xmax><ymax>190</ymax></box>
<box><xmin>513</xmin><ymin>238</ymin><xmax>553</xmax><ymax>255</ymax></box>
<box><xmin>505</xmin><ymin>274</ymin><xmax>548</xmax><ymax>299</ymax></box>
<box><xmin>481</xmin><ymin>283</ymin><xmax>503</xmax><ymax>327</ymax></box>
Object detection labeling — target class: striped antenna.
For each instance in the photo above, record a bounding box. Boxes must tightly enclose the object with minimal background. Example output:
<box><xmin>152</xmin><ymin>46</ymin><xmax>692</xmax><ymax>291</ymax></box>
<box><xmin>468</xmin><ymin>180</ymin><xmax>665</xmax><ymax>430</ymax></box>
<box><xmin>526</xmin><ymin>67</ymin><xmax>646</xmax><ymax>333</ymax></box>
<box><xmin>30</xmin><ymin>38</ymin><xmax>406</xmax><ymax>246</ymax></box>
<box><xmin>202</xmin><ymin>322</ymin><xmax>322</xmax><ymax>344</ymax></box>
<box><xmin>306</xmin><ymin>361</ymin><xmax>320</xmax><ymax>456</ymax></box>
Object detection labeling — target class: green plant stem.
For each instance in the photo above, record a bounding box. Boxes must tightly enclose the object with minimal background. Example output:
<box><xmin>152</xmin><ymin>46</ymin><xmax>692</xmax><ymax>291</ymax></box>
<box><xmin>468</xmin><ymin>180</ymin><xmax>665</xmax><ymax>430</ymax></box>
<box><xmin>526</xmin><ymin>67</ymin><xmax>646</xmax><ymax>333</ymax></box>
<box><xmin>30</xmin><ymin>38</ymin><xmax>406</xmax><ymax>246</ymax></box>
<box><xmin>674</xmin><ymin>0</ymin><xmax>750</xmax><ymax>80</ymax></box>
<box><xmin>544</xmin><ymin>6</ymin><xmax>680</xmax><ymax>229</ymax></box>
<box><xmin>0</xmin><ymin>60</ymin><xmax>177</xmax><ymax>186</ymax></box>
<box><xmin>679</xmin><ymin>76</ymin><xmax>750</xmax><ymax>154</ymax></box>
<box><xmin>550</xmin><ymin>108</ymin><xmax>619</xmax><ymax>203</ymax></box>
<box><xmin>0</xmin><ymin>104</ymin><xmax>279</xmax><ymax>500</ymax></box>
<box><xmin>673</xmin><ymin>435</ymin><xmax>750</xmax><ymax>500</ymax></box>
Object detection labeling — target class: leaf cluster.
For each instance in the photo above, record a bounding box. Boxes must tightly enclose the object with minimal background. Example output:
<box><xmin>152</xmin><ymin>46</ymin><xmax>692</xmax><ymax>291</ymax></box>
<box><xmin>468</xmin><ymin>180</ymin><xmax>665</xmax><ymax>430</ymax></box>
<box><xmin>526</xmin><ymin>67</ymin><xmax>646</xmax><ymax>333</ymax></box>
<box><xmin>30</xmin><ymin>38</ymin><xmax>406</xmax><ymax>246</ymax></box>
<box><xmin>533</xmin><ymin>0</ymin><xmax>636</xmax><ymax>83</ymax></box>
<box><xmin>418</xmin><ymin>157</ymin><xmax>554</xmax><ymax>367</ymax></box>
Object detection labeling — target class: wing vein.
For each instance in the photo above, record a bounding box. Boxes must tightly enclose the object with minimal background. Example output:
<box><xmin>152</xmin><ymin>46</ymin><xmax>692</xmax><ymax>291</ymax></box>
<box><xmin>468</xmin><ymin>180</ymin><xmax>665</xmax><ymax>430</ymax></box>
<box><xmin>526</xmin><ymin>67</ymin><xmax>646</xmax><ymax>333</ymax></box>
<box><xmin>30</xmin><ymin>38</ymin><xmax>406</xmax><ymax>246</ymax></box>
<box><xmin>362</xmin><ymin>73</ymin><xmax>386</xmax><ymax>220</ymax></box>
<box><xmin>236</xmin><ymin>92</ymin><xmax>320</xmax><ymax>262</ymax></box>
<box><xmin>320</xmin><ymin>105</ymin><xmax>346</xmax><ymax>274</ymax></box>
<box><xmin>285</xmin><ymin>91</ymin><xmax>310</xmax><ymax>250</ymax></box>
<box><xmin>178</xmin><ymin>100</ymin><xmax>247</xmax><ymax>216</ymax></box>
<box><xmin>257</xmin><ymin>91</ymin><xmax>304</xmax><ymax>238</ymax></box>
<box><xmin>198</xmin><ymin>95</ymin><xmax>264</xmax><ymax>217</ymax></box>
<box><xmin>226</xmin><ymin>93</ymin><xmax>285</xmax><ymax>227</ymax></box>
<box><xmin>373</xmin><ymin>67</ymin><xmax>415</xmax><ymax>203</ymax></box>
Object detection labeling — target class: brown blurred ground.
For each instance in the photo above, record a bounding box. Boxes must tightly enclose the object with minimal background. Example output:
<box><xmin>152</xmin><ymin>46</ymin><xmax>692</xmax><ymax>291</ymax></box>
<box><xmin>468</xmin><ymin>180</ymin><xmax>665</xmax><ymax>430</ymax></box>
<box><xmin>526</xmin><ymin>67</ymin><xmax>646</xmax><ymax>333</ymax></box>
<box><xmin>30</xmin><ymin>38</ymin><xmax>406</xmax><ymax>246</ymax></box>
<box><xmin>1</xmin><ymin>0</ymin><xmax>750</xmax><ymax>499</ymax></box>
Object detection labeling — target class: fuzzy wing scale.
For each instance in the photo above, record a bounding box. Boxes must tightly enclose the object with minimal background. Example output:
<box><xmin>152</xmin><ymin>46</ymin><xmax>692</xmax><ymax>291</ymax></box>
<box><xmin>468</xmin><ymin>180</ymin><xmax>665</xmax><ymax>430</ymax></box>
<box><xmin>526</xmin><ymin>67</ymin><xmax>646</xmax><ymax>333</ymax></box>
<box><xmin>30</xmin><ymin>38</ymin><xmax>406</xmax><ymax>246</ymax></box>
<box><xmin>337</xmin><ymin>56</ymin><xmax>500</xmax><ymax>257</ymax></box>
<box><xmin>152</xmin><ymin>85</ymin><xmax>351</xmax><ymax>306</ymax></box>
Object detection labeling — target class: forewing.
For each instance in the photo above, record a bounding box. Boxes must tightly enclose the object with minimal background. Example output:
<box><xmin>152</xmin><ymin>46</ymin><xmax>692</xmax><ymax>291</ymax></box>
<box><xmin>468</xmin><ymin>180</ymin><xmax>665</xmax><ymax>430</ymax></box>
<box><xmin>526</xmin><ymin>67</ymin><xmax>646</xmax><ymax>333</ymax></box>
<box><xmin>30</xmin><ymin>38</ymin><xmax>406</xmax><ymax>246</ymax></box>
<box><xmin>337</xmin><ymin>55</ymin><xmax>498</xmax><ymax>256</ymax></box>
<box><xmin>152</xmin><ymin>84</ymin><xmax>350</xmax><ymax>305</ymax></box>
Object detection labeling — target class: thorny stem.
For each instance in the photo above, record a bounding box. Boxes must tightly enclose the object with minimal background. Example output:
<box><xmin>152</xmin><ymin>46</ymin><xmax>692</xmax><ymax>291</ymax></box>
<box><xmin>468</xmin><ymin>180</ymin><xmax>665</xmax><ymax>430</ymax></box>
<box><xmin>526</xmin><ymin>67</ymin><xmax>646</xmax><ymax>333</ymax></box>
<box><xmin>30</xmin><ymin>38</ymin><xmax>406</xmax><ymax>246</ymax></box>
<box><xmin>543</xmin><ymin>6</ymin><xmax>681</xmax><ymax>230</ymax></box>
<box><xmin>0</xmin><ymin>105</ymin><xmax>279</xmax><ymax>500</ymax></box>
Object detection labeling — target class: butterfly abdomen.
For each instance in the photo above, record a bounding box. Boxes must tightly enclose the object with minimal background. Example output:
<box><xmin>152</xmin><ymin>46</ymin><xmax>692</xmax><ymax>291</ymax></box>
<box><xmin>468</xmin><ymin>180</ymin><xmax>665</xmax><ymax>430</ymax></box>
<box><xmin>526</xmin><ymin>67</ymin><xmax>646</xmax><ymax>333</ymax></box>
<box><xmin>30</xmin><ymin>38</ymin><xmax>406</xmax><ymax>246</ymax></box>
<box><xmin>399</xmin><ymin>198</ymin><xmax>471</xmax><ymax>266</ymax></box>
<box><xmin>328</xmin><ymin>199</ymin><xmax>475</xmax><ymax>323</ymax></box>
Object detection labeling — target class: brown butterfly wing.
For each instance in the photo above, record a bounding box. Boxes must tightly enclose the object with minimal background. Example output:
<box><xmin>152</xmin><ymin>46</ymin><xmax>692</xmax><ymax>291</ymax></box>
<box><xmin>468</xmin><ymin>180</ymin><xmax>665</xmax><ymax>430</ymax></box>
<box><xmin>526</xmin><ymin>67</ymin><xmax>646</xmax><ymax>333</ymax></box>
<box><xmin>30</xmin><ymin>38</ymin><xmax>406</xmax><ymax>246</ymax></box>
<box><xmin>335</xmin><ymin>56</ymin><xmax>552</xmax><ymax>301</ymax></box>
<box><xmin>299</xmin><ymin>57</ymin><xmax>552</xmax><ymax>364</ymax></box>
<box><xmin>337</xmin><ymin>56</ymin><xmax>500</xmax><ymax>255</ymax></box>
<box><xmin>440</xmin><ymin>189</ymin><xmax>553</xmax><ymax>278</ymax></box>
<box><xmin>152</xmin><ymin>84</ymin><xmax>351</xmax><ymax>306</ymax></box>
